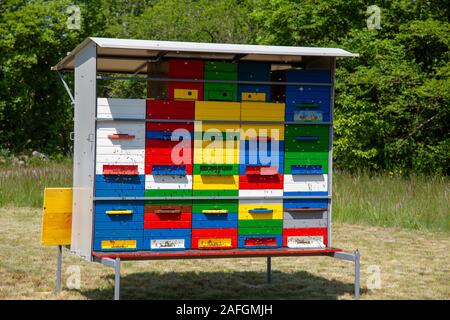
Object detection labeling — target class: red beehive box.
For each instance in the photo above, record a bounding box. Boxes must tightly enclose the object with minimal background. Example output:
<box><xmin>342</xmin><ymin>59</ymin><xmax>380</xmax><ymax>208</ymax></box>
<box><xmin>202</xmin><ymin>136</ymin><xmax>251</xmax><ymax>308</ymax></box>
<box><xmin>145</xmin><ymin>139</ymin><xmax>193</xmax><ymax>174</ymax></box>
<box><xmin>144</xmin><ymin>220</ymin><xmax>192</xmax><ymax>229</ymax></box>
<box><xmin>168</xmin><ymin>59</ymin><xmax>204</xmax><ymax>101</ymax></box>
<box><xmin>239</xmin><ymin>173</ymin><xmax>284</xmax><ymax>189</ymax></box>
<box><xmin>144</xmin><ymin>204</ymin><xmax>192</xmax><ymax>229</ymax></box>
<box><xmin>169</xmin><ymin>59</ymin><xmax>204</xmax><ymax>79</ymax></box>
<box><xmin>191</xmin><ymin>228</ymin><xmax>238</xmax><ymax>250</ymax></box>
<box><xmin>146</xmin><ymin>100</ymin><xmax>195</xmax><ymax>120</ymax></box>
<box><xmin>282</xmin><ymin>228</ymin><xmax>328</xmax><ymax>248</ymax></box>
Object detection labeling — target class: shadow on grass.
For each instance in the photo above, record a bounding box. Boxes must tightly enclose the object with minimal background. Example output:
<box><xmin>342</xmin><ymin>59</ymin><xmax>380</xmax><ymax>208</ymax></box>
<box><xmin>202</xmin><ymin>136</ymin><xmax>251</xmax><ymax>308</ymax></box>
<box><xmin>81</xmin><ymin>270</ymin><xmax>358</xmax><ymax>300</ymax></box>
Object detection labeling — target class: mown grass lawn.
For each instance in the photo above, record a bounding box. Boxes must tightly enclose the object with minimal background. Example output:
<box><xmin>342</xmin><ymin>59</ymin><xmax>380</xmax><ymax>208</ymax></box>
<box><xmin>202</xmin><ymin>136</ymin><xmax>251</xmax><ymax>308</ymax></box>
<box><xmin>0</xmin><ymin>163</ymin><xmax>448</xmax><ymax>299</ymax></box>
<box><xmin>0</xmin><ymin>207</ymin><xmax>448</xmax><ymax>300</ymax></box>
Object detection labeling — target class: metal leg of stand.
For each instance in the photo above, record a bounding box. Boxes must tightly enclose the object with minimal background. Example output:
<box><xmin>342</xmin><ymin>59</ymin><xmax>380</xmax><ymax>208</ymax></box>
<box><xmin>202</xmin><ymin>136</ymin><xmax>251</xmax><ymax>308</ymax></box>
<box><xmin>333</xmin><ymin>249</ymin><xmax>361</xmax><ymax>300</ymax></box>
<box><xmin>114</xmin><ymin>257</ymin><xmax>121</xmax><ymax>300</ymax></box>
<box><xmin>267</xmin><ymin>257</ymin><xmax>272</xmax><ymax>284</ymax></box>
<box><xmin>354</xmin><ymin>250</ymin><xmax>360</xmax><ymax>300</ymax></box>
<box><xmin>55</xmin><ymin>245</ymin><xmax>62</xmax><ymax>294</ymax></box>
<box><xmin>94</xmin><ymin>257</ymin><xmax>122</xmax><ymax>300</ymax></box>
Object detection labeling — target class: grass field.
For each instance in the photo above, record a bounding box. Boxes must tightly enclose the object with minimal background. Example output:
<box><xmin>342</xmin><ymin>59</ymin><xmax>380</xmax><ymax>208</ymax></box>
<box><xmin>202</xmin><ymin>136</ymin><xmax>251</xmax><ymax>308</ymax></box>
<box><xmin>0</xmin><ymin>207</ymin><xmax>448</xmax><ymax>300</ymax></box>
<box><xmin>0</xmin><ymin>160</ymin><xmax>72</xmax><ymax>208</ymax></box>
<box><xmin>0</xmin><ymin>162</ymin><xmax>448</xmax><ymax>299</ymax></box>
<box><xmin>333</xmin><ymin>170</ymin><xmax>449</xmax><ymax>232</ymax></box>
<box><xmin>1</xmin><ymin>162</ymin><xmax>448</xmax><ymax>231</ymax></box>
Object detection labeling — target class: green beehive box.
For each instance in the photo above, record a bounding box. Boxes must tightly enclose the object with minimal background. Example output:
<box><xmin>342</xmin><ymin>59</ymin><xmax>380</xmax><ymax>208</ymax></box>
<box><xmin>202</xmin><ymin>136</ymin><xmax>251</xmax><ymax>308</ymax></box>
<box><xmin>205</xmin><ymin>61</ymin><xmax>237</xmax><ymax>73</ymax></box>
<box><xmin>204</xmin><ymin>61</ymin><xmax>238</xmax><ymax>101</ymax></box>
<box><xmin>284</xmin><ymin>151</ymin><xmax>329</xmax><ymax>174</ymax></box>
<box><xmin>205</xmin><ymin>71</ymin><xmax>237</xmax><ymax>80</ymax></box>
<box><xmin>204</xmin><ymin>83</ymin><xmax>238</xmax><ymax>101</ymax></box>
<box><xmin>285</xmin><ymin>124</ymin><xmax>329</xmax><ymax>137</ymax></box>
<box><xmin>238</xmin><ymin>219</ymin><xmax>283</xmax><ymax>228</ymax></box>
<box><xmin>238</xmin><ymin>227</ymin><xmax>283</xmax><ymax>236</ymax></box>
<box><xmin>285</xmin><ymin>124</ymin><xmax>329</xmax><ymax>152</ymax></box>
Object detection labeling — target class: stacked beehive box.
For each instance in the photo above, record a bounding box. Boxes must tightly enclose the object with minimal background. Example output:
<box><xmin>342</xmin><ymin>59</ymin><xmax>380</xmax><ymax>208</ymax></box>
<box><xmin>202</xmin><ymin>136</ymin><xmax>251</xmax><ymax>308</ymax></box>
<box><xmin>143</xmin><ymin>60</ymin><xmax>201</xmax><ymax>250</ymax></box>
<box><xmin>238</xmin><ymin>62</ymin><xmax>284</xmax><ymax>249</ymax></box>
<box><xmin>94</xmin><ymin>98</ymin><xmax>146</xmax><ymax>251</ymax></box>
<box><xmin>283</xmin><ymin>70</ymin><xmax>330</xmax><ymax>248</ymax></box>
<box><xmin>192</xmin><ymin>61</ymin><xmax>240</xmax><ymax>249</ymax></box>
<box><xmin>93</xmin><ymin>59</ymin><xmax>331</xmax><ymax>252</ymax></box>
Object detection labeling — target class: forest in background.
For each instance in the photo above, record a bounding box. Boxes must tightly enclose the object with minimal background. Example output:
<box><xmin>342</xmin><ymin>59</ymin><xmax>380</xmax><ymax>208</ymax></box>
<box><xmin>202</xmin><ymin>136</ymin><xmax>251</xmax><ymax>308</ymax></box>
<box><xmin>0</xmin><ymin>0</ymin><xmax>449</xmax><ymax>175</ymax></box>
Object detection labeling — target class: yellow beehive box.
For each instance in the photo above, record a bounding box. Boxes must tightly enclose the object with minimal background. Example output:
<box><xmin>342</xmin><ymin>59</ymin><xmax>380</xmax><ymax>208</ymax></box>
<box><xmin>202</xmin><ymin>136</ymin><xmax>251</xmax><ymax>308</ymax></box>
<box><xmin>193</xmin><ymin>139</ymin><xmax>239</xmax><ymax>164</ymax></box>
<box><xmin>241</xmin><ymin>102</ymin><xmax>285</xmax><ymax>121</ymax></box>
<box><xmin>238</xmin><ymin>202</ymin><xmax>283</xmax><ymax>220</ymax></box>
<box><xmin>195</xmin><ymin>101</ymin><xmax>240</xmax><ymax>120</ymax></box>
<box><xmin>193</xmin><ymin>175</ymin><xmax>239</xmax><ymax>190</ymax></box>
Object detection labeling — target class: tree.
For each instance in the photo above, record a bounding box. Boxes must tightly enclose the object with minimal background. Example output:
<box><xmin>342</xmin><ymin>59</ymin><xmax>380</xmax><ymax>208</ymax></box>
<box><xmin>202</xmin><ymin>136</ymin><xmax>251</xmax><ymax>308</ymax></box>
<box><xmin>252</xmin><ymin>0</ymin><xmax>450</xmax><ymax>175</ymax></box>
<box><xmin>0</xmin><ymin>0</ymin><xmax>85</xmax><ymax>154</ymax></box>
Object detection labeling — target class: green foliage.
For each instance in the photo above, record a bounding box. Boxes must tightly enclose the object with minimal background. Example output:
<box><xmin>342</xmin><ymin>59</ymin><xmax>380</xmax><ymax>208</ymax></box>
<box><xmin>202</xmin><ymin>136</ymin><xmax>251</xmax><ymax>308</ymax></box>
<box><xmin>253</xmin><ymin>0</ymin><xmax>450</xmax><ymax>175</ymax></box>
<box><xmin>0</xmin><ymin>0</ymin><xmax>448</xmax><ymax>175</ymax></box>
<box><xmin>105</xmin><ymin>0</ymin><xmax>257</xmax><ymax>43</ymax></box>
<box><xmin>99</xmin><ymin>0</ymin><xmax>257</xmax><ymax>101</ymax></box>
<box><xmin>0</xmin><ymin>0</ymin><xmax>84</xmax><ymax>154</ymax></box>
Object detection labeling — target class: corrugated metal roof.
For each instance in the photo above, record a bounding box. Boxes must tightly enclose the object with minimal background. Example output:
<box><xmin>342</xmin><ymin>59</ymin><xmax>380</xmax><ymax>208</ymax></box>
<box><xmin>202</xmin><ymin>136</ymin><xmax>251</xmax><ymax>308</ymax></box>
<box><xmin>52</xmin><ymin>37</ymin><xmax>358</xmax><ymax>72</ymax></box>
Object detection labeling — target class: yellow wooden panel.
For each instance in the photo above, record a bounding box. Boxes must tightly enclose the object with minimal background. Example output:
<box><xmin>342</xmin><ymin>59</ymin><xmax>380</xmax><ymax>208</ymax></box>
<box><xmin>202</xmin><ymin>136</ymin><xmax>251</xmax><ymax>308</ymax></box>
<box><xmin>43</xmin><ymin>188</ymin><xmax>72</xmax><ymax>213</ymax></box>
<box><xmin>195</xmin><ymin>101</ymin><xmax>240</xmax><ymax>120</ymax></box>
<box><xmin>238</xmin><ymin>203</ymin><xmax>283</xmax><ymax>220</ymax></box>
<box><xmin>241</xmin><ymin>92</ymin><xmax>266</xmax><ymax>102</ymax></box>
<box><xmin>101</xmin><ymin>240</ymin><xmax>136</xmax><ymax>249</ymax></box>
<box><xmin>41</xmin><ymin>213</ymin><xmax>72</xmax><ymax>245</ymax></box>
<box><xmin>198</xmin><ymin>238</ymin><xmax>232</xmax><ymax>248</ymax></box>
<box><xmin>193</xmin><ymin>175</ymin><xmax>239</xmax><ymax>190</ymax></box>
<box><xmin>194</xmin><ymin>139</ymin><xmax>239</xmax><ymax>164</ymax></box>
<box><xmin>106</xmin><ymin>210</ymin><xmax>133</xmax><ymax>215</ymax></box>
<box><xmin>241</xmin><ymin>124</ymin><xmax>285</xmax><ymax>140</ymax></box>
<box><xmin>241</xmin><ymin>102</ymin><xmax>285</xmax><ymax>121</ymax></box>
<box><xmin>41</xmin><ymin>188</ymin><xmax>72</xmax><ymax>246</ymax></box>
<box><xmin>174</xmin><ymin>88</ymin><xmax>198</xmax><ymax>101</ymax></box>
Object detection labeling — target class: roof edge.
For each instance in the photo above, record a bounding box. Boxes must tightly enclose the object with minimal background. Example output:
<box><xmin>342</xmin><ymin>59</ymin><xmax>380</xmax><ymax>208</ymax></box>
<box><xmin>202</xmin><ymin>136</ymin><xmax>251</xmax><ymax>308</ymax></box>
<box><xmin>51</xmin><ymin>37</ymin><xmax>96</xmax><ymax>71</ymax></box>
<box><xmin>52</xmin><ymin>37</ymin><xmax>359</xmax><ymax>71</ymax></box>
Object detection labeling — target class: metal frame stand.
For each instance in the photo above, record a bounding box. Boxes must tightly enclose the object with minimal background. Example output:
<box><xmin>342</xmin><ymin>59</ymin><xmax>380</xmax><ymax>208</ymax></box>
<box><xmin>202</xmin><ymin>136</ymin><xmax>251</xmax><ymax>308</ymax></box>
<box><xmin>93</xmin><ymin>257</ymin><xmax>121</xmax><ymax>300</ymax></box>
<box><xmin>55</xmin><ymin>245</ymin><xmax>62</xmax><ymax>294</ymax></box>
<box><xmin>87</xmin><ymin>250</ymin><xmax>360</xmax><ymax>300</ymax></box>
<box><xmin>266</xmin><ymin>257</ymin><xmax>272</xmax><ymax>284</ymax></box>
<box><xmin>333</xmin><ymin>249</ymin><xmax>361</xmax><ymax>300</ymax></box>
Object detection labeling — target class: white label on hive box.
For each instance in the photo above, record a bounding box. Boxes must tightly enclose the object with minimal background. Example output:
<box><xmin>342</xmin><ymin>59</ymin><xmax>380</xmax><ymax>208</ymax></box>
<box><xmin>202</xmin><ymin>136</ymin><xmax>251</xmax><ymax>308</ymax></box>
<box><xmin>294</xmin><ymin>110</ymin><xmax>323</xmax><ymax>122</ymax></box>
<box><xmin>151</xmin><ymin>239</ymin><xmax>185</xmax><ymax>249</ymax></box>
<box><xmin>287</xmin><ymin>236</ymin><xmax>325</xmax><ymax>248</ymax></box>
<box><xmin>284</xmin><ymin>174</ymin><xmax>328</xmax><ymax>192</ymax></box>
